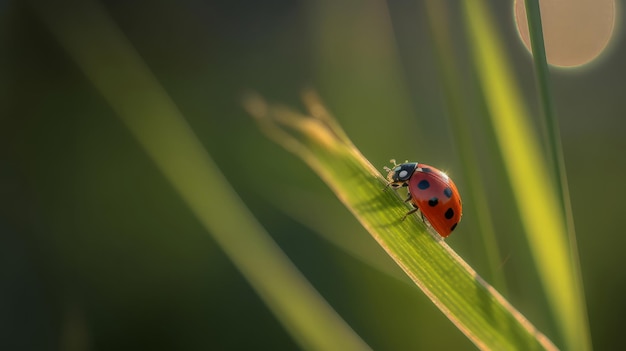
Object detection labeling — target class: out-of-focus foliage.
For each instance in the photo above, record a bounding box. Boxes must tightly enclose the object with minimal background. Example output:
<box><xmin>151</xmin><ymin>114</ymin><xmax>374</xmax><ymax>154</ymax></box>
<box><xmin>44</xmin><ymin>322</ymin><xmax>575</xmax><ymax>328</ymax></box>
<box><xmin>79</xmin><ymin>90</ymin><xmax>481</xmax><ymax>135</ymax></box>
<box><xmin>1</xmin><ymin>0</ymin><xmax>624</xmax><ymax>350</ymax></box>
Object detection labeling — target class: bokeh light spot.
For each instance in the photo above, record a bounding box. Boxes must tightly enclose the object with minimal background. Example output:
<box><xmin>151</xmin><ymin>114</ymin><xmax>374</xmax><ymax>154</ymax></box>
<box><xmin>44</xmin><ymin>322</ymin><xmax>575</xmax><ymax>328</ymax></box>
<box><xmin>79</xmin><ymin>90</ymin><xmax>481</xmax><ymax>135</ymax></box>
<box><xmin>514</xmin><ymin>0</ymin><xmax>617</xmax><ymax>68</ymax></box>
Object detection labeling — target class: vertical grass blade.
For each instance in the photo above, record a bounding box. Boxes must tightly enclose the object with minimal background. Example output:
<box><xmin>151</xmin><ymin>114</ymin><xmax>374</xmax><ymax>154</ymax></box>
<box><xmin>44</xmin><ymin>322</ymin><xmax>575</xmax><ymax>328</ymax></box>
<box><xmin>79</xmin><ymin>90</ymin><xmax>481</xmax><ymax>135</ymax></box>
<box><xmin>522</xmin><ymin>1</ymin><xmax>592</xmax><ymax>350</ymax></box>
<box><xmin>423</xmin><ymin>0</ymin><xmax>507</xmax><ymax>294</ymax></box>
<box><xmin>245</xmin><ymin>92</ymin><xmax>558</xmax><ymax>351</ymax></box>
<box><xmin>31</xmin><ymin>1</ymin><xmax>372</xmax><ymax>350</ymax></box>
<box><xmin>462</xmin><ymin>1</ymin><xmax>591</xmax><ymax>349</ymax></box>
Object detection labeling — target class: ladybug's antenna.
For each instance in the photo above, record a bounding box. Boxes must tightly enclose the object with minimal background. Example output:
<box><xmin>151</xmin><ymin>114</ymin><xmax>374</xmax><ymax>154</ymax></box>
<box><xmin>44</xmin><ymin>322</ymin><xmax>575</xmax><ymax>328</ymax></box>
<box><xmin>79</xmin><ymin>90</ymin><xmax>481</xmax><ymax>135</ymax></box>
<box><xmin>383</xmin><ymin>159</ymin><xmax>397</xmax><ymax>173</ymax></box>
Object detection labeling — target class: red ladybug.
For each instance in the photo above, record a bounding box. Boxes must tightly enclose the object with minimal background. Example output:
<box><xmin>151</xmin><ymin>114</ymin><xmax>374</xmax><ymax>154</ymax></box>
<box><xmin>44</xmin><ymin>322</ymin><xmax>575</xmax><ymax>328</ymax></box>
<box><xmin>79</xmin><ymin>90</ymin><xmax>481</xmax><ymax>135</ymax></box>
<box><xmin>385</xmin><ymin>160</ymin><xmax>462</xmax><ymax>237</ymax></box>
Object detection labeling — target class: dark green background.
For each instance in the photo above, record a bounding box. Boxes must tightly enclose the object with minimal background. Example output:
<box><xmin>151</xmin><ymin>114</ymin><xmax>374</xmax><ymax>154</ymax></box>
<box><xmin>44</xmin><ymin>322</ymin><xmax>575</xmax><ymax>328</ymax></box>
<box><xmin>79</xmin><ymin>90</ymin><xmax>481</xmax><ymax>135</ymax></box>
<box><xmin>1</xmin><ymin>1</ymin><xmax>624</xmax><ymax>350</ymax></box>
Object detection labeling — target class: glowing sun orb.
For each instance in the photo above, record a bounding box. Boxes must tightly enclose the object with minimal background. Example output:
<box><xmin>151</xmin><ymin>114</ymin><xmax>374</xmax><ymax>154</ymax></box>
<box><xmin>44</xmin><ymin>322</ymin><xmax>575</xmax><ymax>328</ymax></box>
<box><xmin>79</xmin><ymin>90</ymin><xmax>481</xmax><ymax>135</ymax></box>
<box><xmin>514</xmin><ymin>0</ymin><xmax>617</xmax><ymax>68</ymax></box>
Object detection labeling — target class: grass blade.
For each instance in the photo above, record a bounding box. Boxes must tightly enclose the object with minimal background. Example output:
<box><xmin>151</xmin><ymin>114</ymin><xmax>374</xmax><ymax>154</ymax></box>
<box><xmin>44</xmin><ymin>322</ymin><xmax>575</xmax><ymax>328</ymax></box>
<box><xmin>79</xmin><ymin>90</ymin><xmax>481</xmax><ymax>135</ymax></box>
<box><xmin>522</xmin><ymin>1</ymin><xmax>592</xmax><ymax>350</ymax></box>
<box><xmin>245</xmin><ymin>92</ymin><xmax>557</xmax><ymax>351</ymax></box>
<box><xmin>462</xmin><ymin>1</ymin><xmax>590</xmax><ymax>349</ymax></box>
<box><xmin>423</xmin><ymin>0</ymin><xmax>507</xmax><ymax>294</ymax></box>
<box><xmin>31</xmin><ymin>1</ymin><xmax>371</xmax><ymax>350</ymax></box>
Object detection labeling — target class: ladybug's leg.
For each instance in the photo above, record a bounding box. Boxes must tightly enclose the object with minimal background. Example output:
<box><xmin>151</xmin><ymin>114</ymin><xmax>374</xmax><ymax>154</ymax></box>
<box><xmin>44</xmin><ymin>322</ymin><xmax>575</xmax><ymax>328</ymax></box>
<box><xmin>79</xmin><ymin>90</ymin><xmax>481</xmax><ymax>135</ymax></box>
<box><xmin>403</xmin><ymin>192</ymin><xmax>412</xmax><ymax>203</ymax></box>
<box><xmin>400</xmin><ymin>192</ymin><xmax>418</xmax><ymax>220</ymax></box>
<box><xmin>383</xmin><ymin>181</ymin><xmax>400</xmax><ymax>191</ymax></box>
<box><xmin>401</xmin><ymin>208</ymin><xmax>418</xmax><ymax>221</ymax></box>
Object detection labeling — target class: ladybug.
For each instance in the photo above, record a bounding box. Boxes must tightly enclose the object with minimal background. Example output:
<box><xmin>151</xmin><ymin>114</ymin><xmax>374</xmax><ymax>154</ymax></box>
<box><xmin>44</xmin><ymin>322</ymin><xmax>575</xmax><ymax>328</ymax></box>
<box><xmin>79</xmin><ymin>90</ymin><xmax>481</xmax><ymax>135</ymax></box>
<box><xmin>385</xmin><ymin>160</ymin><xmax>462</xmax><ymax>237</ymax></box>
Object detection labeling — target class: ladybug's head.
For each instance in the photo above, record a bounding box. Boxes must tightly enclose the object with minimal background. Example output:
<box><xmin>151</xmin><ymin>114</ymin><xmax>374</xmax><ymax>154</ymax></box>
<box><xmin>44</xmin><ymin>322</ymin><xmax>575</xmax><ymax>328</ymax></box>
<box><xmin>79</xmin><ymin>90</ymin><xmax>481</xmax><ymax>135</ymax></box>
<box><xmin>385</xmin><ymin>162</ymin><xmax>418</xmax><ymax>188</ymax></box>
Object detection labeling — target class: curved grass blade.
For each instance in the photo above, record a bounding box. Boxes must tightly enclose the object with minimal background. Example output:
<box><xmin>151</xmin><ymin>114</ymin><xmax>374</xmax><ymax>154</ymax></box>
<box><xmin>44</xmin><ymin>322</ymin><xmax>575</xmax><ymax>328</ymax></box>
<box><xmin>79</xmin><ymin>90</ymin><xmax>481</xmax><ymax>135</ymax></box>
<box><xmin>462</xmin><ymin>1</ymin><xmax>591</xmax><ymax>350</ymax></box>
<box><xmin>31</xmin><ymin>1</ymin><xmax>371</xmax><ymax>350</ymax></box>
<box><xmin>245</xmin><ymin>92</ymin><xmax>557</xmax><ymax>351</ymax></box>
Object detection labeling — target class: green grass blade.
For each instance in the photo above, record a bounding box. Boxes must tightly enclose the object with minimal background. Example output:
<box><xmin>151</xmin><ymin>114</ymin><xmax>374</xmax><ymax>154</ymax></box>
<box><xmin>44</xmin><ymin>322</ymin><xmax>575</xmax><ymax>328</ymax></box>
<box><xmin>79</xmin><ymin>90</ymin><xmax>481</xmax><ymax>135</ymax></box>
<box><xmin>462</xmin><ymin>1</ymin><xmax>590</xmax><ymax>349</ymax></box>
<box><xmin>522</xmin><ymin>1</ymin><xmax>592</xmax><ymax>350</ymax></box>
<box><xmin>31</xmin><ymin>1</ymin><xmax>372</xmax><ymax>350</ymax></box>
<box><xmin>245</xmin><ymin>92</ymin><xmax>558</xmax><ymax>351</ymax></box>
<box><xmin>423</xmin><ymin>0</ymin><xmax>507</xmax><ymax>294</ymax></box>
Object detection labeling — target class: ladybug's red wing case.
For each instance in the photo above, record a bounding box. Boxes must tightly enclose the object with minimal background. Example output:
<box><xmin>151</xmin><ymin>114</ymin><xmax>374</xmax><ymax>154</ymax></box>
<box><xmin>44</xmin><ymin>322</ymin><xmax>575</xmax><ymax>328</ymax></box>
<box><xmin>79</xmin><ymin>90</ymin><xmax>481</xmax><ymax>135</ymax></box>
<box><xmin>385</xmin><ymin>160</ymin><xmax>462</xmax><ymax>238</ymax></box>
<box><xmin>406</xmin><ymin>164</ymin><xmax>462</xmax><ymax>237</ymax></box>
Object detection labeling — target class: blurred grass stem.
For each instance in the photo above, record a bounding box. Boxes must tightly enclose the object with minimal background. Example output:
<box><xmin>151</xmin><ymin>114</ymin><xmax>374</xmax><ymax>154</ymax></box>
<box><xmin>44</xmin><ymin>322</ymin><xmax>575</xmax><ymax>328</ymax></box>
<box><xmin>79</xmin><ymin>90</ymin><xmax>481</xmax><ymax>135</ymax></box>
<box><xmin>31</xmin><ymin>0</ymin><xmax>372</xmax><ymax>350</ymax></box>
<box><xmin>463</xmin><ymin>0</ymin><xmax>592</xmax><ymax>349</ymax></box>
<box><xmin>523</xmin><ymin>1</ymin><xmax>591</xmax><ymax>349</ymax></box>
<box><xmin>424</xmin><ymin>0</ymin><xmax>507</xmax><ymax>294</ymax></box>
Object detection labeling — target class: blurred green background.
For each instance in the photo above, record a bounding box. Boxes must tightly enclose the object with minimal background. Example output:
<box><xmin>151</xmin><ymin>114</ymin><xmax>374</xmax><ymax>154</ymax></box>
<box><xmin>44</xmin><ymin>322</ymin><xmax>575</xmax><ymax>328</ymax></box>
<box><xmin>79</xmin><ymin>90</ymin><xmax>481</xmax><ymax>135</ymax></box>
<box><xmin>1</xmin><ymin>0</ymin><xmax>624</xmax><ymax>350</ymax></box>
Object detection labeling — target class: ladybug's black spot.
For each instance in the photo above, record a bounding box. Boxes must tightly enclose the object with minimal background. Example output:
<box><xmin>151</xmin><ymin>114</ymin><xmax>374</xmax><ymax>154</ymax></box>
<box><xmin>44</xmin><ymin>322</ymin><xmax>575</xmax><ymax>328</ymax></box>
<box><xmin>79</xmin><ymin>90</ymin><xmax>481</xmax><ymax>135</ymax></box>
<box><xmin>417</xmin><ymin>180</ymin><xmax>430</xmax><ymax>190</ymax></box>
<box><xmin>443</xmin><ymin>187</ymin><xmax>453</xmax><ymax>198</ymax></box>
<box><xmin>444</xmin><ymin>208</ymin><xmax>454</xmax><ymax>219</ymax></box>
<box><xmin>421</xmin><ymin>167</ymin><xmax>432</xmax><ymax>173</ymax></box>
<box><xmin>450</xmin><ymin>223</ymin><xmax>458</xmax><ymax>232</ymax></box>
<box><xmin>428</xmin><ymin>197</ymin><xmax>438</xmax><ymax>207</ymax></box>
